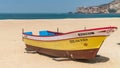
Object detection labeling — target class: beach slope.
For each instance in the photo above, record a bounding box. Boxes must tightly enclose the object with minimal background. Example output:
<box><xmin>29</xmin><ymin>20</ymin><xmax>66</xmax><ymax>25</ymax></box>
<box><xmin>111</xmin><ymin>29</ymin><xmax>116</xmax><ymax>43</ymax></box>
<box><xmin>0</xmin><ymin>18</ymin><xmax>120</xmax><ymax>68</ymax></box>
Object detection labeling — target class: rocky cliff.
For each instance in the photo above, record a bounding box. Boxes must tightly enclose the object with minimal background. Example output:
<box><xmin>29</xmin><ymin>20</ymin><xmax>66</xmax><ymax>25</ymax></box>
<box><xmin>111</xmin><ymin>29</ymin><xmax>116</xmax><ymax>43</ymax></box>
<box><xmin>76</xmin><ymin>0</ymin><xmax>120</xmax><ymax>14</ymax></box>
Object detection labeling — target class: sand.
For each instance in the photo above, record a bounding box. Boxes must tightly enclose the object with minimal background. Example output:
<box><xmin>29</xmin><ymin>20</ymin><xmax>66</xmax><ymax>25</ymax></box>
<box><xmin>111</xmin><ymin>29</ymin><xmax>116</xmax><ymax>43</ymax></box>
<box><xmin>0</xmin><ymin>18</ymin><xmax>120</xmax><ymax>68</ymax></box>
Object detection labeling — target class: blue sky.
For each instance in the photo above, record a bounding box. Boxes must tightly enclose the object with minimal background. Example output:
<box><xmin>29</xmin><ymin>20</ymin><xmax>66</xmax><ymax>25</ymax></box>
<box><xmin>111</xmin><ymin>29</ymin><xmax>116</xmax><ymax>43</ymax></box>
<box><xmin>0</xmin><ymin>0</ymin><xmax>113</xmax><ymax>13</ymax></box>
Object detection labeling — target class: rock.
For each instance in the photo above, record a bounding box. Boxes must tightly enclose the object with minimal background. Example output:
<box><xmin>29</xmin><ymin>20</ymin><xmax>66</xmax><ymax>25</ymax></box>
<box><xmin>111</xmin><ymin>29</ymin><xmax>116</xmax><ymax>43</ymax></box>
<box><xmin>76</xmin><ymin>0</ymin><xmax>120</xmax><ymax>14</ymax></box>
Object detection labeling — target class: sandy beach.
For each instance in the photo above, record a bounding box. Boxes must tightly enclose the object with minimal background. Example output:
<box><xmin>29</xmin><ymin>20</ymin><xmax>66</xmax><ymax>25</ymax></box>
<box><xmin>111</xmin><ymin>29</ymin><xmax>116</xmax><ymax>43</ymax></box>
<box><xmin>0</xmin><ymin>18</ymin><xmax>120</xmax><ymax>68</ymax></box>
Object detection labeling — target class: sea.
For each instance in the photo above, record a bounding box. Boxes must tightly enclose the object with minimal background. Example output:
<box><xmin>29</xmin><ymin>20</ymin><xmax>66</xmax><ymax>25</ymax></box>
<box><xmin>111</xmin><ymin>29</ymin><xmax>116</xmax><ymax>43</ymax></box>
<box><xmin>0</xmin><ymin>13</ymin><xmax>120</xmax><ymax>19</ymax></box>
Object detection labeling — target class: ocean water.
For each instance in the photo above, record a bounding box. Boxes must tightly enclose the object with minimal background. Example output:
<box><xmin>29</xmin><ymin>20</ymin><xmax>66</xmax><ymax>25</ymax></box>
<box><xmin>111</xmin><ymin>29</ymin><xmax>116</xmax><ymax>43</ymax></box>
<box><xmin>0</xmin><ymin>13</ymin><xmax>120</xmax><ymax>19</ymax></box>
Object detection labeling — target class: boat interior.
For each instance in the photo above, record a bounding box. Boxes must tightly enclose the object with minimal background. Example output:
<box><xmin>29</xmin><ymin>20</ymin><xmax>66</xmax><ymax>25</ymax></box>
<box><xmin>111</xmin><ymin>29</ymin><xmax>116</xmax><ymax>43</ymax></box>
<box><xmin>24</xmin><ymin>30</ymin><xmax>63</xmax><ymax>36</ymax></box>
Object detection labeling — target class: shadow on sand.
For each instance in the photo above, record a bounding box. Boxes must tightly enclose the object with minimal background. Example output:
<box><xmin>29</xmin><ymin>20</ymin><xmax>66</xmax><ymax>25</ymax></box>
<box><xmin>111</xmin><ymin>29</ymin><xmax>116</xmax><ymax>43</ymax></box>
<box><xmin>26</xmin><ymin>51</ymin><xmax>110</xmax><ymax>63</ymax></box>
<box><xmin>39</xmin><ymin>53</ymin><xmax>110</xmax><ymax>63</ymax></box>
<box><xmin>73</xmin><ymin>55</ymin><xmax>110</xmax><ymax>64</ymax></box>
<box><xmin>117</xmin><ymin>43</ymin><xmax>120</xmax><ymax>45</ymax></box>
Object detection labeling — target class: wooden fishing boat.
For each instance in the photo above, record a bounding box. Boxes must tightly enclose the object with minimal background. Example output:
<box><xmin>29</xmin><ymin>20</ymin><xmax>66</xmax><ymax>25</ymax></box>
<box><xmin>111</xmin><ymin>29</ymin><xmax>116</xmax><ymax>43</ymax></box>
<box><xmin>22</xmin><ymin>26</ymin><xmax>117</xmax><ymax>60</ymax></box>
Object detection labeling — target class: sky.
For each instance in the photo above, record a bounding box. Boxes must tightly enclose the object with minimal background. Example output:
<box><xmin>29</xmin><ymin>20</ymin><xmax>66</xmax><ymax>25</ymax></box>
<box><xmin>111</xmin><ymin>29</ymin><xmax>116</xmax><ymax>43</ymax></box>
<box><xmin>0</xmin><ymin>0</ymin><xmax>113</xmax><ymax>13</ymax></box>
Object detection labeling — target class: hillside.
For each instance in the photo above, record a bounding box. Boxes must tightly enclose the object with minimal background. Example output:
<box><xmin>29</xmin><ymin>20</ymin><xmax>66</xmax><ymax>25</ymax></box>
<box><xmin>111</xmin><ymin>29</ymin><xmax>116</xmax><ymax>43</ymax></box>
<box><xmin>76</xmin><ymin>0</ymin><xmax>120</xmax><ymax>14</ymax></box>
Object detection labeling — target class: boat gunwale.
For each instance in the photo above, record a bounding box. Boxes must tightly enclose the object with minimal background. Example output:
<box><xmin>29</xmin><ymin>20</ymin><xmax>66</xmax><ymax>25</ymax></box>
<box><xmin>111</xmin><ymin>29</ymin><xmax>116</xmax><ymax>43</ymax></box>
<box><xmin>23</xmin><ymin>26</ymin><xmax>117</xmax><ymax>37</ymax></box>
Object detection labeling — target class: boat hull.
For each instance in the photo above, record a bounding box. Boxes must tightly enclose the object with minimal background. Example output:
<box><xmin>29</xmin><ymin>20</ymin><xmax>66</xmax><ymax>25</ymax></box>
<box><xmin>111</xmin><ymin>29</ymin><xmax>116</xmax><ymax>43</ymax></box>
<box><xmin>25</xmin><ymin>44</ymin><xmax>99</xmax><ymax>59</ymax></box>
<box><xmin>24</xmin><ymin>36</ymin><xmax>106</xmax><ymax>59</ymax></box>
<box><xmin>23</xmin><ymin>36</ymin><xmax>106</xmax><ymax>50</ymax></box>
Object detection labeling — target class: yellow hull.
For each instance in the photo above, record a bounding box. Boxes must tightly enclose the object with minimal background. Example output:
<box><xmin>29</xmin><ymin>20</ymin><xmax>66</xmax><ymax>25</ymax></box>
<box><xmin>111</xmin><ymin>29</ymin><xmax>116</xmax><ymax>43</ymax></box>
<box><xmin>23</xmin><ymin>36</ymin><xmax>106</xmax><ymax>50</ymax></box>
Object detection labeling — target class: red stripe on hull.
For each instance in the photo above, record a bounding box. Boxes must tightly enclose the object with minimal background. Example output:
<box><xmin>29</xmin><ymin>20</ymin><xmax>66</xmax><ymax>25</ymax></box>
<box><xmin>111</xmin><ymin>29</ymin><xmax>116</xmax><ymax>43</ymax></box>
<box><xmin>23</xmin><ymin>26</ymin><xmax>117</xmax><ymax>37</ymax></box>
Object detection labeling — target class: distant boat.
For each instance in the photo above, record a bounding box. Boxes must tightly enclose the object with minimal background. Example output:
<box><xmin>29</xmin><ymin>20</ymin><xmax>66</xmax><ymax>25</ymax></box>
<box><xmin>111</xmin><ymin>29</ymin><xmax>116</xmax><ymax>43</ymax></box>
<box><xmin>22</xmin><ymin>26</ymin><xmax>117</xmax><ymax>60</ymax></box>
